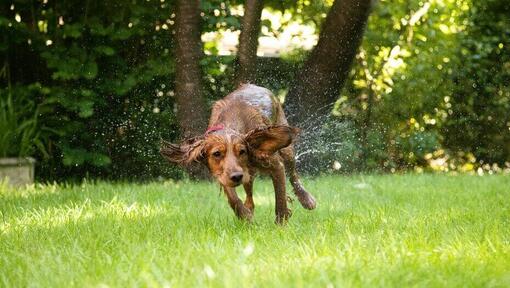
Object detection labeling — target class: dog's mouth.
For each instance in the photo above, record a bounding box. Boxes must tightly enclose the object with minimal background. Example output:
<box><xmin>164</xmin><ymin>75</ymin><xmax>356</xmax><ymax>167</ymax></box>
<box><xmin>225</xmin><ymin>181</ymin><xmax>243</xmax><ymax>188</ymax></box>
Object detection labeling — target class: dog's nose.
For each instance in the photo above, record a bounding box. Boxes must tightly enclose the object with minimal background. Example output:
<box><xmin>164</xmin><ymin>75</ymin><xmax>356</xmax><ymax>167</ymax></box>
<box><xmin>230</xmin><ymin>172</ymin><xmax>243</xmax><ymax>183</ymax></box>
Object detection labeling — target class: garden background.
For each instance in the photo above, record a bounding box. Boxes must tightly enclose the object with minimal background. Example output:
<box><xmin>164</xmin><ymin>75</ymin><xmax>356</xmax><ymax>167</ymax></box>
<box><xmin>1</xmin><ymin>0</ymin><xmax>509</xmax><ymax>181</ymax></box>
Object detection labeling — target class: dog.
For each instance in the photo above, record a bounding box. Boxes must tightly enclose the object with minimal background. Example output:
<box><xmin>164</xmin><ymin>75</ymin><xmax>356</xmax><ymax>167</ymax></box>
<box><xmin>161</xmin><ymin>84</ymin><xmax>316</xmax><ymax>223</ymax></box>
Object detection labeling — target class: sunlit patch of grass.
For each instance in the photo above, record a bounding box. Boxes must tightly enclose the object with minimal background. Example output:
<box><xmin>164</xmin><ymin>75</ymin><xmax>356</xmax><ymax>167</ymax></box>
<box><xmin>1</xmin><ymin>174</ymin><xmax>509</xmax><ymax>287</ymax></box>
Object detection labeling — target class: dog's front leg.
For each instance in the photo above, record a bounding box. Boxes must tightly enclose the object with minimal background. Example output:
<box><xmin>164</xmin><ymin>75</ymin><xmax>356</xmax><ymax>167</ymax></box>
<box><xmin>243</xmin><ymin>176</ymin><xmax>255</xmax><ymax>212</ymax></box>
<box><xmin>271</xmin><ymin>161</ymin><xmax>292</xmax><ymax>224</ymax></box>
<box><xmin>223</xmin><ymin>186</ymin><xmax>253</xmax><ymax>221</ymax></box>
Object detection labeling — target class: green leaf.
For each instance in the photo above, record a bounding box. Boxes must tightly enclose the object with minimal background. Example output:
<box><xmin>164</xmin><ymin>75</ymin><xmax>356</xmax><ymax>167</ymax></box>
<box><xmin>90</xmin><ymin>153</ymin><xmax>111</xmax><ymax>166</ymax></box>
<box><xmin>77</xmin><ymin>100</ymin><xmax>94</xmax><ymax>118</ymax></box>
<box><xmin>63</xmin><ymin>23</ymin><xmax>83</xmax><ymax>38</ymax></box>
<box><xmin>62</xmin><ymin>147</ymin><xmax>87</xmax><ymax>166</ymax></box>
<box><xmin>94</xmin><ymin>46</ymin><xmax>115</xmax><ymax>56</ymax></box>
<box><xmin>82</xmin><ymin>61</ymin><xmax>98</xmax><ymax>80</ymax></box>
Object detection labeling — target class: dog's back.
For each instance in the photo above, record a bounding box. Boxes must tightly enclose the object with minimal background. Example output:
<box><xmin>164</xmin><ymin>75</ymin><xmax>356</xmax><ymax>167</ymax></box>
<box><xmin>209</xmin><ymin>84</ymin><xmax>285</xmax><ymax>132</ymax></box>
<box><xmin>226</xmin><ymin>84</ymin><xmax>277</xmax><ymax>121</ymax></box>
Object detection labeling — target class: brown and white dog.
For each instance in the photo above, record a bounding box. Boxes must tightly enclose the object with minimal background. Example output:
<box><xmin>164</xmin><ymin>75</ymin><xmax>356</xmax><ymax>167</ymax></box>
<box><xmin>161</xmin><ymin>84</ymin><xmax>316</xmax><ymax>223</ymax></box>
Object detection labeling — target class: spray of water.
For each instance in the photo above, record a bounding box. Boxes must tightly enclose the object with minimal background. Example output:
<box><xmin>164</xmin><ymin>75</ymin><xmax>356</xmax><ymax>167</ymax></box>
<box><xmin>287</xmin><ymin>107</ymin><xmax>361</xmax><ymax>175</ymax></box>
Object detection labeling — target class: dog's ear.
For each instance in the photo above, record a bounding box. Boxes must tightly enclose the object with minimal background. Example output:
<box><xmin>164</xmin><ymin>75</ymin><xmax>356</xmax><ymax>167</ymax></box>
<box><xmin>245</xmin><ymin>125</ymin><xmax>299</xmax><ymax>159</ymax></box>
<box><xmin>160</xmin><ymin>136</ymin><xmax>205</xmax><ymax>165</ymax></box>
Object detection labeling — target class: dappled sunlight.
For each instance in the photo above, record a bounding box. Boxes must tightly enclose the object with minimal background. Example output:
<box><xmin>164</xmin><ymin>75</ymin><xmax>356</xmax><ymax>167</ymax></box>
<box><xmin>0</xmin><ymin>195</ymin><xmax>170</xmax><ymax>235</ymax></box>
<box><xmin>0</xmin><ymin>180</ymin><xmax>224</xmax><ymax>236</ymax></box>
<box><xmin>202</xmin><ymin>5</ymin><xmax>318</xmax><ymax>57</ymax></box>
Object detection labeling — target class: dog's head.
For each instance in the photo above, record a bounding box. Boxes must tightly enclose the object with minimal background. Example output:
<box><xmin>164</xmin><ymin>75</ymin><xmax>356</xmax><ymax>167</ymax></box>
<box><xmin>161</xmin><ymin>125</ymin><xmax>298</xmax><ymax>187</ymax></box>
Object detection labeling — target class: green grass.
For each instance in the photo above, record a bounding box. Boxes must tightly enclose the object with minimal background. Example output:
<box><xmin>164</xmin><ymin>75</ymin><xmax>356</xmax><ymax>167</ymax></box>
<box><xmin>1</xmin><ymin>174</ymin><xmax>509</xmax><ymax>287</ymax></box>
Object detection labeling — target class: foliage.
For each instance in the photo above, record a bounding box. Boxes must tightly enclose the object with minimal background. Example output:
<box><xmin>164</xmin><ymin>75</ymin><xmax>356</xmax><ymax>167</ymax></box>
<box><xmin>1</xmin><ymin>175</ymin><xmax>510</xmax><ymax>286</ymax></box>
<box><xmin>443</xmin><ymin>0</ymin><xmax>510</xmax><ymax>166</ymax></box>
<box><xmin>0</xmin><ymin>85</ymin><xmax>48</xmax><ymax>158</ymax></box>
<box><xmin>328</xmin><ymin>0</ymin><xmax>509</xmax><ymax>173</ymax></box>
<box><xmin>1</xmin><ymin>0</ymin><xmax>184</xmax><ymax>180</ymax></box>
<box><xmin>0</xmin><ymin>0</ymin><xmax>508</xmax><ymax>179</ymax></box>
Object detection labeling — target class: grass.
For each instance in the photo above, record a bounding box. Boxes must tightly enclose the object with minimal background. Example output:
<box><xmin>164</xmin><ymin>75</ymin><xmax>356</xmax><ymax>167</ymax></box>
<box><xmin>0</xmin><ymin>174</ymin><xmax>509</xmax><ymax>287</ymax></box>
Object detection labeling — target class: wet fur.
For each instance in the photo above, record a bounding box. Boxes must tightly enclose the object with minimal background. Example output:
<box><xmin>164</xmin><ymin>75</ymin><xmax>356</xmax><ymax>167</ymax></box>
<box><xmin>161</xmin><ymin>84</ymin><xmax>316</xmax><ymax>224</ymax></box>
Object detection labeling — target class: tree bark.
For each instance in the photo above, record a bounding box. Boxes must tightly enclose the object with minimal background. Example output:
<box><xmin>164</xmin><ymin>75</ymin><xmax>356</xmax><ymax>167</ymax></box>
<box><xmin>284</xmin><ymin>0</ymin><xmax>373</xmax><ymax>126</ymax></box>
<box><xmin>174</xmin><ymin>0</ymin><xmax>209</xmax><ymax>179</ymax></box>
<box><xmin>175</xmin><ymin>0</ymin><xmax>208</xmax><ymax>138</ymax></box>
<box><xmin>235</xmin><ymin>0</ymin><xmax>264</xmax><ymax>86</ymax></box>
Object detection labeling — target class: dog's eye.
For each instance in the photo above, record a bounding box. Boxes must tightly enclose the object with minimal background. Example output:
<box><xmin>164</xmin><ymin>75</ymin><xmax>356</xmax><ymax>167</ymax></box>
<box><xmin>212</xmin><ymin>151</ymin><xmax>222</xmax><ymax>158</ymax></box>
<box><xmin>239</xmin><ymin>148</ymin><xmax>246</xmax><ymax>155</ymax></box>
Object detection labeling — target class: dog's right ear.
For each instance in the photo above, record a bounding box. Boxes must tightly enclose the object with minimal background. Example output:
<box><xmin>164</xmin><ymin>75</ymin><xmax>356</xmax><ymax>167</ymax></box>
<box><xmin>160</xmin><ymin>136</ymin><xmax>205</xmax><ymax>165</ymax></box>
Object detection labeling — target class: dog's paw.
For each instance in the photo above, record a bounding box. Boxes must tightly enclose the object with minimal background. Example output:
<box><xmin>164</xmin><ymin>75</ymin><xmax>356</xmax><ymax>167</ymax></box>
<box><xmin>236</xmin><ymin>205</ymin><xmax>253</xmax><ymax>222</ymax></box>
<box><xmin>275</xmin><ymin>208</ymin><xmax>292</xmax><ymax>225</ymax></box>
<box><xmin>244</xmin><ymin>200</ymin><xmax>255</xmax><ymax>212</ymax></box>
<box><xmin>297</xmin><ymin>192</ymin><xmax>317</xmax><ymax>210</ymax></box>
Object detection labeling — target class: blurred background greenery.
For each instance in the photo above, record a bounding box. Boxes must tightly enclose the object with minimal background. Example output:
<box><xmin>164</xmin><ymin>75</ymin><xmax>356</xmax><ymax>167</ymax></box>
<box><xmin>0</xmin><ymin>0</ymin><xmax>508</xmax><ymax>181</ymax></box>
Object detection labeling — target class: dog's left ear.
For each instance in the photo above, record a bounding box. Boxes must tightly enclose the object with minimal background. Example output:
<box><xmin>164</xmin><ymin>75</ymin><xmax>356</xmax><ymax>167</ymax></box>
<box><xmin>245</xmin><ymin>125</ymin><xmax>299</xmax><ymax>159</ymax></box>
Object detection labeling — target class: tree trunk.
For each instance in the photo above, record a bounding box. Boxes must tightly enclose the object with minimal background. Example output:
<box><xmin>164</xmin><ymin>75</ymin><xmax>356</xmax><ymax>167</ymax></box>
<box><xmin>174</xmin><ymin>0</ymin><xmax>209</xmax><ymax>179</ymax></box>
<box><xmin>235</xmin><ymin>0</ymin><xmax>264</xmax><ymax>86</ymax></box>
<box><xmin>284</xmin><ymin>0</ymin><xmax>373</xmax><ymax>126</ymax></box>
<box><xmin>174</xmin><ymin>0</ymin><xmax>208</xmax><ymax>138</ymax></box>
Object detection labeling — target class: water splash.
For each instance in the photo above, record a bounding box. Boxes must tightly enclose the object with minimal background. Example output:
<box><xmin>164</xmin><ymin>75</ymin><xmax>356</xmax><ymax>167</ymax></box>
<box><xmin>289</xmin><ymin>111</ymin><xmax>361</xmax><ymax>174</ymax></box>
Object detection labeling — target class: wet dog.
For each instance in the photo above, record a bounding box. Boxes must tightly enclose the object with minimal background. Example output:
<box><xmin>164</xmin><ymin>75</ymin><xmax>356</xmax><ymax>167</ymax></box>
<box><xmin>161</xmin><ymin>84</ymin><xmax>316</xmax><ymax>223</ymax></box>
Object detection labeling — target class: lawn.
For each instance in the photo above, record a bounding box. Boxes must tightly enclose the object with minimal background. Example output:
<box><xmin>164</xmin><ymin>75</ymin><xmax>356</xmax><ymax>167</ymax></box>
<box><xmin>1</xmin><ymin>174</ymin><xmax>509</xmax><ymax>287</ymax></box>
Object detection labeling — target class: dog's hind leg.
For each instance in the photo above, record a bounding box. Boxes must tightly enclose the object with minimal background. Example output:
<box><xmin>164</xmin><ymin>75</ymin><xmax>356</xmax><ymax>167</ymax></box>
<box><xmin>280</xmin><ymin>146</ymin><xmax>317</xmax><ymax>210</ymax></box>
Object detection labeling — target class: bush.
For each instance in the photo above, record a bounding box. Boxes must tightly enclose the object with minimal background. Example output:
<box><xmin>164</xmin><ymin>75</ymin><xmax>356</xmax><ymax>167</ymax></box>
<box><xmin>0</xmin><ymin>85</ymin><xmax>48</xmax><ymax>158</ymax></box>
